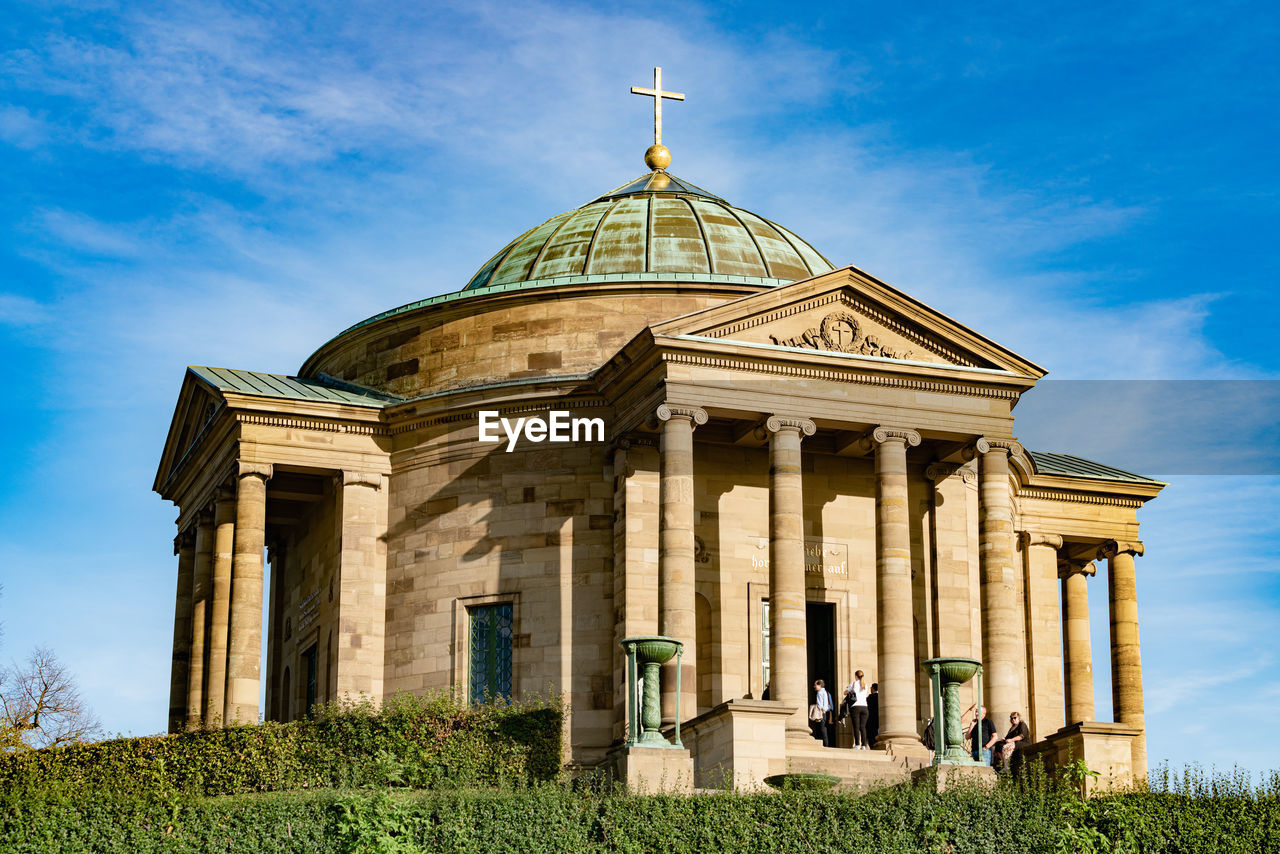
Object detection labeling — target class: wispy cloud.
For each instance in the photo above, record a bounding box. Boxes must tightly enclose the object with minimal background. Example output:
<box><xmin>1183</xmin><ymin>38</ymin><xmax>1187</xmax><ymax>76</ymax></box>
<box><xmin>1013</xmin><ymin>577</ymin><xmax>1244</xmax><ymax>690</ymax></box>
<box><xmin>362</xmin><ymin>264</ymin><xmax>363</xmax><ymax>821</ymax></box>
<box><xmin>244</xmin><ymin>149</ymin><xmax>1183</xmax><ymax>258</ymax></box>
<box><xmin>0</xmin><ymin>292</ymin><xmax>52</xmax><ymax>327</ymax></box>
<box><xmin>0</xmin><ymin>104</ymin><xmax>46</xmax><ymax>148</ymax></box>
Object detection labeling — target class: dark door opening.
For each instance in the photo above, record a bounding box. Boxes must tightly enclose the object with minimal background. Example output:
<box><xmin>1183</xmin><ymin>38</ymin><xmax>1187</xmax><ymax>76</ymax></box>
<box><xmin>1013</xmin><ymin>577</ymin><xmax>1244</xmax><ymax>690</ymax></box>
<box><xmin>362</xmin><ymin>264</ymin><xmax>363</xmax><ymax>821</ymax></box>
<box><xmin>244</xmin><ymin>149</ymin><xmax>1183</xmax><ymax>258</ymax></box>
<box><xmin>302</xmin><ymin>643</ymin><xmax>318</xmax><ymax>718</ymax></box>
<box><xmin>806</xmin><ymin>602</ymin><xmax>836</xmax><ymax>705</ymax></box>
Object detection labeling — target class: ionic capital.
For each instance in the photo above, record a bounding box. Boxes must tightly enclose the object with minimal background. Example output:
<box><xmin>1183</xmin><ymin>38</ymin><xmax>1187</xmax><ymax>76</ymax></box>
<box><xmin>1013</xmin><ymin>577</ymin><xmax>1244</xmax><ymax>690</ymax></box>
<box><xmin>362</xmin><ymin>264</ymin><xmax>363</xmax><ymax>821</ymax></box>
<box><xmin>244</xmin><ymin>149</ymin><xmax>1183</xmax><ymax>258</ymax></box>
<box><xmin>342</xmin><ymin>471</ymin><xmax>384</xmax><ymax>490</ymax></box>
<box><xmin>1098</xmin><ymin>539</ymin><xmax>1144</xmax><ymax>561</ymax></box>
<box><xmin>236</xmin><ymin>461</ymin><xmax>274</xmax><ymax>481</ymax></box>
<box><xmin>1058</xmin><ymin>558</ymin><xmax>1097</xmax><ymax>579</ymax></box>
<box><xmin>173</xmin><ymin>527</ymin><xmax>196</xmax><ymax>554</ymax></box>
<box><xmin>764</xmin><ymin>415</ymin><xmax>817</xmax><ymax>437</ymax></box>
<box><xmin>655</xmin><ymin>404</ymin><xmax>708</xmax><ymax>426</ymax></box>
<box><xmin>925</xmin><ymin>461</ymin><xmax>976</xmax><ymax>484</ymax></box>
<box><xmin>1018</xmin><ymin>531</ymin><xmax>1063</xmax><ymax>550</ymax></box>
<box><xmin>963</xmin><ymin>437</ymin><xmax>1023</xmax><ymax>461</ymax></box>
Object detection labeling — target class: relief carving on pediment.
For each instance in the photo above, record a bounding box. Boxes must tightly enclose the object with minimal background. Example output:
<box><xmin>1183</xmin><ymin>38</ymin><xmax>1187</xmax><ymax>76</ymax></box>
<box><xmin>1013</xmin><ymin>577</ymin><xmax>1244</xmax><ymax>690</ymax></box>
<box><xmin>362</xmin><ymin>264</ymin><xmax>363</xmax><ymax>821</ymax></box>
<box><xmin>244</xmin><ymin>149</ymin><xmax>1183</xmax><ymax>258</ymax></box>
<box><xmin>766</xmin><ymin>310</ymin><xmax>915</xmax><ymax>360</ymax></box>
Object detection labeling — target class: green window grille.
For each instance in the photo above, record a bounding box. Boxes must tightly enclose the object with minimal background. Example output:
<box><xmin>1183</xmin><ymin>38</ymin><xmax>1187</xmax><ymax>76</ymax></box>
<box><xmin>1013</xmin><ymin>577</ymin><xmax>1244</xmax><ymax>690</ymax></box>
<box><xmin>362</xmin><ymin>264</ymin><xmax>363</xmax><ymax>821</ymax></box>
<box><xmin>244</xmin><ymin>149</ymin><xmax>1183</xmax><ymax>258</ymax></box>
<box><xmin>761</xmin><ymin>599</ymin><xmax>771</xmax><ymax>693</ymax></box>
<box><xmin>468</xmin><ymin>603</ymin><xmax>513</xmax><ymax>704</ymax></box>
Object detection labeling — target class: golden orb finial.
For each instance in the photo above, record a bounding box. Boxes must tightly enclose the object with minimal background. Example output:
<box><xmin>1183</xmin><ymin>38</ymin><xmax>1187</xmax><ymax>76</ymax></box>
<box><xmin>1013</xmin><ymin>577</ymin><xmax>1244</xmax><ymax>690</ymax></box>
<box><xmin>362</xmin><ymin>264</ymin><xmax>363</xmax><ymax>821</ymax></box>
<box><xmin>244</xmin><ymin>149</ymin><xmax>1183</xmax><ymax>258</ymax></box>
<box><xmin>631</xmin><ymin>67</ymin><xmax>684</xmax><ymax>173</ymax></box>
<box><xmin>645</xmin><ymin>144</ymin><xmax>672</xmax><ymax>172</ymax></box>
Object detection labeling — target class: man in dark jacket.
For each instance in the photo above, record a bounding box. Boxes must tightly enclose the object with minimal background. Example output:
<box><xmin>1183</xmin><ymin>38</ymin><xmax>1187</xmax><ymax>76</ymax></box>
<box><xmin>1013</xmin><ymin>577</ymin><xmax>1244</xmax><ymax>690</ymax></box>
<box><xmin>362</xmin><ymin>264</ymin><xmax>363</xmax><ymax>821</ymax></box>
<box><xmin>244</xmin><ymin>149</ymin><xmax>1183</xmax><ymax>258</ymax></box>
<box><xmin>963</xmin><ymin>703</ymin><xmax>997</xmax><ymax>765</ymax></box>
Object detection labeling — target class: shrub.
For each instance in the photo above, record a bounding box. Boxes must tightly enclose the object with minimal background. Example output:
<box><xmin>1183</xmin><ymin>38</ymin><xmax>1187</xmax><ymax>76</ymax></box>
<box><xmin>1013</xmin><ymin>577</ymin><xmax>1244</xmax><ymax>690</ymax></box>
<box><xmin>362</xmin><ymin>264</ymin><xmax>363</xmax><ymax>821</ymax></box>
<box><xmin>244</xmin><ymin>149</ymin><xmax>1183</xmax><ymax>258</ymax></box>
<box><xmin>0</xmin><ymin>692</ymin><xmax>562</xmax><ymax>800</ymax></box>
<box><xmin>2</xmin><ymin>771</ymin><xmax>1279</xmax><ymax>853</ymax></box>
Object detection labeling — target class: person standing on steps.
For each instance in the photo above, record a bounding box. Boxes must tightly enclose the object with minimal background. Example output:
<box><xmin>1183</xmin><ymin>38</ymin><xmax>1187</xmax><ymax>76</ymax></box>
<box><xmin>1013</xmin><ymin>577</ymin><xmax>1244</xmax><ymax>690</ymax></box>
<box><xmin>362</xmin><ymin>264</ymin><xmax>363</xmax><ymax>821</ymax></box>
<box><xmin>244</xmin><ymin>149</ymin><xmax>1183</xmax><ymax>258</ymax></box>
<box><xmin>812</xmin><ymin>679</ymin><xmax>834</xmax><ymax>747</ymax></box>
<box><xmin>844</xmin><ymin>670</ymin><xmax>870</xmax><ymax>750</ymax></box>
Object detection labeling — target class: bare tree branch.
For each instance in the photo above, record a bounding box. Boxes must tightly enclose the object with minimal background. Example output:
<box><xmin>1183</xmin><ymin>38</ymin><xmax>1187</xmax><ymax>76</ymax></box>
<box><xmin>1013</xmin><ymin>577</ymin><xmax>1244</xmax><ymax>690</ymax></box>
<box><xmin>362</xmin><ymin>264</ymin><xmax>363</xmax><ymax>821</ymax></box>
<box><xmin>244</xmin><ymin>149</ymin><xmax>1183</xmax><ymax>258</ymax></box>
<box><xmin>1</xmin><ymin>646</ymin><xmax>102</xmax><ymax>750</ymax></box>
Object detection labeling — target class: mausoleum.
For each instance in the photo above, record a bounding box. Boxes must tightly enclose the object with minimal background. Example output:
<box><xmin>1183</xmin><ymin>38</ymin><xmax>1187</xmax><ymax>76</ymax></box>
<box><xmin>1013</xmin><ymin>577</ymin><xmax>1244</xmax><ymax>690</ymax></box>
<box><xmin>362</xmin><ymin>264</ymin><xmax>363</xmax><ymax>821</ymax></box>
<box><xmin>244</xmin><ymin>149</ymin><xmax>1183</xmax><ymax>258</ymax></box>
<box><xmin>155</xmin><ymin>71</ymin><xmax>1162</xmax><ymax>791</ymax></box>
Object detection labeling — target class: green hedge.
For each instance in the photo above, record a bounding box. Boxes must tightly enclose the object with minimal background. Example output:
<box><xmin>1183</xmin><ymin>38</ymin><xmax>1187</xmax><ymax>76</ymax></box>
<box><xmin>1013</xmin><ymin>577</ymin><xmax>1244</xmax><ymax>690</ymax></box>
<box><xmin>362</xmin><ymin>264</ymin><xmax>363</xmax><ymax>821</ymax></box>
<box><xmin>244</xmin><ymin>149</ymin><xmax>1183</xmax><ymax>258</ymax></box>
<box><xmin>0</xmin><ymin>693</ymin><xmax>562</xmax><ymax>799</ymax></box>
<box><xmin>4</xmin><ymin>776</ymin><xmax>1279</xmax><ymax>853</ymax></box>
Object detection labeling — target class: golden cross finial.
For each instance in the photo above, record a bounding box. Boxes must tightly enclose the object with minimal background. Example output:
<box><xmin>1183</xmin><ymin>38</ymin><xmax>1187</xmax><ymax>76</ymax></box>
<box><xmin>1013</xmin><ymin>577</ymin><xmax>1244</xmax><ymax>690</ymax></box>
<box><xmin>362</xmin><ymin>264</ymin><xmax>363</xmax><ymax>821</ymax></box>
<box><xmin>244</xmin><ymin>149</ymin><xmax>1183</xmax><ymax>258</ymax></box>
<box><xmin>631</xmin><ymin>67</ymin><xmax>684</xmax><ymax>171</ymax></box>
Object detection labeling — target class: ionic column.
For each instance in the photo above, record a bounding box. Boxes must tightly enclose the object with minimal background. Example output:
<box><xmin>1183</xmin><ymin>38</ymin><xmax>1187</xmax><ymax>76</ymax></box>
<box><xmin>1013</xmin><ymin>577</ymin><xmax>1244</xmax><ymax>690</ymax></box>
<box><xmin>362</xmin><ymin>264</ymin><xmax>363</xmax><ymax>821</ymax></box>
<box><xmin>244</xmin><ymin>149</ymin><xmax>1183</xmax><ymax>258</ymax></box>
<box><xmin>1058</xmin><ymin>556</ymin><xmax>1096</xmax><ymax>724</ymax></box>
<box><xmin>186</xmin><ymin>507</ymin><xmax>215</xmax><ymax>728</ymax></box>
<box><xmin>1100</xmin><ymin>539</ymin><xmax>1147</xmax><ymax>776</ymax></box>
<box><xmin>972</xmin><ymin>438</ymin><xmax>1022</xmax><ymax>731</ymax></box>
<box><xmin>205</xmin><ymin>487</ymin><xmax>236</xmax><ymax>727</ymax></box>
<box><xmin>167</xmin><ymin>527</ymin><xmax>196</xmax><ymax>734</ymax></box>
<box><xmin>1019</xmin><ymin>532</ymin><xmax>1065</xmax><ymax>740</ymax></box>
<box><xmin>865</xmin><ymin>426</ymin><xmax>923</xmax><ymax>753</ymax></box>
<box><xmin>657</xmin><ymin>404</ymin><xmax>706</xmax><ymax>723</ymax></box>
<box><xmin>336</xmin><ymin>471</ymin><xmax>389</xmax><ymax>703</ymax></box>
<box><xmin>766</xmin><ymin>415</ymin><xmax>817</xmax><ymax>739</ymax></box>
<box><xmin>225</xmin><ymin>461</ymin><xmax>272</xmax><ymax>725</ymax></box>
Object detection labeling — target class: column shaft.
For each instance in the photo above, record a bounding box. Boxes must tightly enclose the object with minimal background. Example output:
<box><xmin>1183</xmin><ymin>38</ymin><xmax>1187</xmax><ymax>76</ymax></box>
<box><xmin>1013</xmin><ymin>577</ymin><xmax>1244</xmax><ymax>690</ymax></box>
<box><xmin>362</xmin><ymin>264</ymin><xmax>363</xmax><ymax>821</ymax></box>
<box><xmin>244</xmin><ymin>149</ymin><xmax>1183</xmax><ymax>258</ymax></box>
<box><xmin>657</xmin><ymin>405</ymin><xmax>704</xmax><ymax>723</ymax></box>
<box><xmin>205</xmin><ymin>490</ymin><xmax>236</xmax><ymax>727</ymax></box>
<box><xmin>926</xmin><ymin>464</ymin><xmax>974</xmax><ymax>659</ymax></box>
<box><xmin>186</xmin><ymin>510</ymin><xmax>215</xmax><ymax>728</ymax></box>
<box><xmin>1061</xmin><ymin>561</ymin><xmax>1096</xmax><ymax>723</ymax></box>
<box><xmin>336</xmin><ymin>472</ymin><xmax>388</xmax><ymax>702</ymax></box>
<box><xmin>1104</xmin><ymin>540</ymin><xmax>1146</xmax><ymax>776</ymax></box>
<box><xmin>612</xmin><ymin>442</ymin><xmax>660</xmax><ymax>744</ymax></box>
<box><xmin>1021</xmin><ymin>533</ymin><xmax>1065</xmax><ymax>740</ymax></box>
<box><xmin>766</xmin><ymin>416</ymin><xmax>815</xmax><ymax>738</ymax></box>
<box><xmin>167</xmin><ymin>530</ymin><xmax>196</xmax><ymax>734</ymax></box>
<box><xmin>977</xmin><ymin>440</ymin><xmax>1020</xmax><ymax>730</ymax></box>
<box><xmin>871</xmin><ymin>427</ymin><xmax>922</xmax><ymax>752</ymax></box>
<box><xmin>225</xmin><ymin>463</ymin><xmax>272</xmax><ymax>725</ymax></box>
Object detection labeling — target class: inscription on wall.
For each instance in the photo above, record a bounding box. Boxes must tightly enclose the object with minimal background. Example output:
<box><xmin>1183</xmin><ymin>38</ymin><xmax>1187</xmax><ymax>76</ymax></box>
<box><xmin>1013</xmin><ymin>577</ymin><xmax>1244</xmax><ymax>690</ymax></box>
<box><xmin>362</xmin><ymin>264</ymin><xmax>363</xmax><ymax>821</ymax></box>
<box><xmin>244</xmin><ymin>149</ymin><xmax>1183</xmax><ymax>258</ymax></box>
<box><xmin>297</xmin><ymin>588</ymin><xmax>321</xmax><ymax>635</ymax></box>
<box><xmin>751</xmin><ymin>538</ymin><xmax>849</xmax><ymax>576</ymax></box>
<box><xmin>767</xmin><ymin>311</ymin><xmax>913</xmax><ymax>360</ymax></box>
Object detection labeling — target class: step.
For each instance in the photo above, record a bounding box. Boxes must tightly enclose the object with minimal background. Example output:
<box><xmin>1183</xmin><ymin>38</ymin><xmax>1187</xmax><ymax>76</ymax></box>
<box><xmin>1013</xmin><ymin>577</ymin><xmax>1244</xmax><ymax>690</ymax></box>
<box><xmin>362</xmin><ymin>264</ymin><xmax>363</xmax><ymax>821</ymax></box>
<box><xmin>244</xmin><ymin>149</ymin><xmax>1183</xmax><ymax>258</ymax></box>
<box><xmin>782</xmin><ymin>744</ymin><xmax>929</xmax><ymax>793</ymax></box>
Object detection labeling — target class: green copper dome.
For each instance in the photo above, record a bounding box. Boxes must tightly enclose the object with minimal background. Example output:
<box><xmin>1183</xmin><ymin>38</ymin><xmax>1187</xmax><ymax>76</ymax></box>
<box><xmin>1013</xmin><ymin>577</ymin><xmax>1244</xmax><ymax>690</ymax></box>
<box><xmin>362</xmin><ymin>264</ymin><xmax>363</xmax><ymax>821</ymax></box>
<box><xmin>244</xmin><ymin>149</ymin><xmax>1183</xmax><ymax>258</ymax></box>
<box><xmin>462</xmin><ymin>171</ymin><xmax>833</xmax><ymax>291</ymax></box>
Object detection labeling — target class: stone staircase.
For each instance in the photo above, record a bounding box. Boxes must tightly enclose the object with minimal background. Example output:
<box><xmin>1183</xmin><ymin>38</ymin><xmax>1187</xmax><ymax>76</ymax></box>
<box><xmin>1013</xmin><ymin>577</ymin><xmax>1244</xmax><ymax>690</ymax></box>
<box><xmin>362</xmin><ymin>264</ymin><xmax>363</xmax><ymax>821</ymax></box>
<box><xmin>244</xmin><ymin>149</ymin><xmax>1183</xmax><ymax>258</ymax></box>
<box><xmin>782</xmin><ymin>744</ymin><xmax>929</xmax><ymax>793</ymax></box>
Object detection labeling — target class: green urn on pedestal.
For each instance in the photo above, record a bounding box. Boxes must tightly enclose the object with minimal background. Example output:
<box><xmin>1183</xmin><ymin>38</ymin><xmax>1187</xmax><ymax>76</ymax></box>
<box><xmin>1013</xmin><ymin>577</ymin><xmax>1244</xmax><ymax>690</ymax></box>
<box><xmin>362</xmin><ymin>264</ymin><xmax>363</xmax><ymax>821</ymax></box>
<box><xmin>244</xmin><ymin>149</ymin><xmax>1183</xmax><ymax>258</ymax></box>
<box><xmin>922</xmin><ymin>657</ymin><xmax>983</xmax><ymax>765</ymax></box>
<box><xmin>621</xmin><ymin>636</ymin><xmax>685</xmax><ymax>749</ymax></box>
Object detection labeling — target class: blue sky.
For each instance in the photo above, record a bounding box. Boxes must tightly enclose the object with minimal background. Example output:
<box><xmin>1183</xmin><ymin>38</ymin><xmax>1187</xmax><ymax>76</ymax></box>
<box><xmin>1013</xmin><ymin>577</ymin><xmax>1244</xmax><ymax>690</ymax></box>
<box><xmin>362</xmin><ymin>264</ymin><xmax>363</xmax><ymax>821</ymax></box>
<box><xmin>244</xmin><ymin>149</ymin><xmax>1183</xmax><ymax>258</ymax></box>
<box><xmin>1</xmin><ymin>1</ymin><xmax>1277</xmax><ymax>775</ymax></box>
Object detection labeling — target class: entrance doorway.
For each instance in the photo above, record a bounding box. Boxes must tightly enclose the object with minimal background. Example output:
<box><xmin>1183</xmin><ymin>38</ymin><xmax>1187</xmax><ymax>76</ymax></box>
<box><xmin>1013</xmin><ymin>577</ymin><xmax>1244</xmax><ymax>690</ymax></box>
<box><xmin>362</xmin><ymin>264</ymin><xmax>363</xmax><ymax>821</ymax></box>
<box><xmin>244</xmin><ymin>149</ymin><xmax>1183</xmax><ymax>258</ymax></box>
<box><xmin>806</xmin><ymin>602</ymin><xmax>836</xmax><ymax>704</ymax></box>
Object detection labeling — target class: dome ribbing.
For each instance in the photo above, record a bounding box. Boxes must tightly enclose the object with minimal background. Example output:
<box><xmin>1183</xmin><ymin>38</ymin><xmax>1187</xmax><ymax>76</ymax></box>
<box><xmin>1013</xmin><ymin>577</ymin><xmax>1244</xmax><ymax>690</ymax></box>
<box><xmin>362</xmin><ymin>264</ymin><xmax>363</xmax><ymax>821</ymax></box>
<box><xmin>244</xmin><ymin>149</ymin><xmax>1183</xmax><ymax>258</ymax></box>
<box><xmin>462</xmin><ymin>172</ymin><xmax>832</xmax><ymax>291</ymax></box>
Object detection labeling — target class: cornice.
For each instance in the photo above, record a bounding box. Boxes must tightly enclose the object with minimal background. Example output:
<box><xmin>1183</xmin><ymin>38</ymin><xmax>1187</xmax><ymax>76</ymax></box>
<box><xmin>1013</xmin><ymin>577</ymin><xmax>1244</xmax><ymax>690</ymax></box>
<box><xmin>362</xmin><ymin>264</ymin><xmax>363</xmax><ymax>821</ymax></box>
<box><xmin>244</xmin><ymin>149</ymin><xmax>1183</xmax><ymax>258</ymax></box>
<box><xmin>236</xmin><ymin>411</ymin><xmax>386</xmax><ymax>436</ymax></box>
<box><xmin>659</xmin><ymin>350</ymin><xmax>1022</xmax><ymax>400</ymax></box>
<box><xmin>1016</xmin><ymin>487</ymin><xmax>1145</xmax><ymax>508</ymax></box>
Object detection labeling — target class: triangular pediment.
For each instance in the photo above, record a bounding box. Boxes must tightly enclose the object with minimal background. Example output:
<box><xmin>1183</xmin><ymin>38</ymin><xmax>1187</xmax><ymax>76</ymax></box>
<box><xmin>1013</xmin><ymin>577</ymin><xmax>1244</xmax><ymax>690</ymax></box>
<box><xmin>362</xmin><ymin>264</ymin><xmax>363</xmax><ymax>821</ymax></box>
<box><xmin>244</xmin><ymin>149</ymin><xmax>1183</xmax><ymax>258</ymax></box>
<box><xmin>651</xmin><ymin>266</ymin><xmax>1046</xmax><ymax>376</ymax></box>
<box><xmin>153</xmin><ymin>369</ymin><xmax>226</xmax><ymax>496</ymax></box>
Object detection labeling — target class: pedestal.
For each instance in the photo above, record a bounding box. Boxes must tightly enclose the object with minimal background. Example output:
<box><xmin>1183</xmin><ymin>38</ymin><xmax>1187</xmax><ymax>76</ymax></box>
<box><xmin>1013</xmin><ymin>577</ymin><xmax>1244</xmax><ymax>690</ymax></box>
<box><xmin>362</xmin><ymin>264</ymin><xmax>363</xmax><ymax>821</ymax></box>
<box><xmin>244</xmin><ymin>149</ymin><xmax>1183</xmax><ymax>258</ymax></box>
<box><xmin>604</xmin><ymin>745</ymin><xmax>694</xmax><ymax>793</ymax></box>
